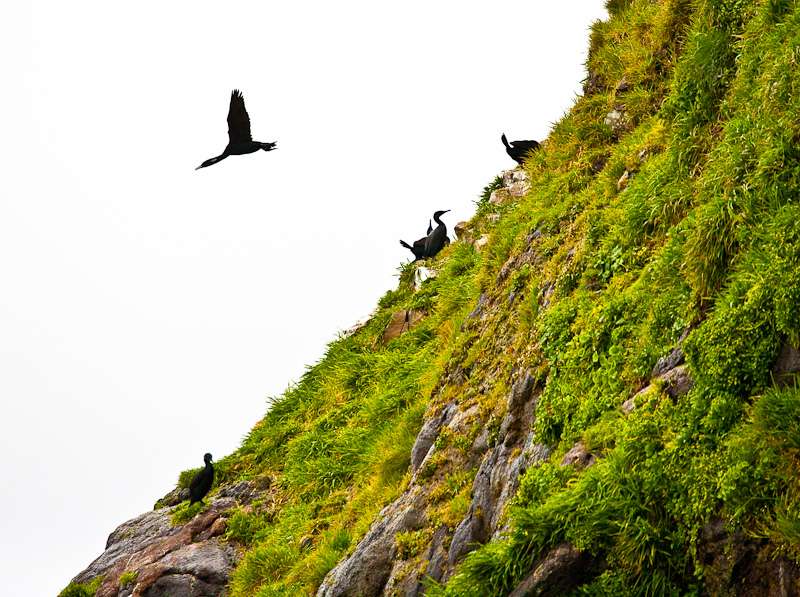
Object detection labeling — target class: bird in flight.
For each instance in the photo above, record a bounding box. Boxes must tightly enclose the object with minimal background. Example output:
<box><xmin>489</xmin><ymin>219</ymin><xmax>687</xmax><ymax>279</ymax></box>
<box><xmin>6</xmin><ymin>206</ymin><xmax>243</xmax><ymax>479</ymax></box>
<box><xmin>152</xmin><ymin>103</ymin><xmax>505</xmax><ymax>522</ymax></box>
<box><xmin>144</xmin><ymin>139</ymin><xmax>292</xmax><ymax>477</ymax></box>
<box><xmin>196</xmin><ymin>90</ymin><xmax>277</xmax><ymax>169</ymax></box>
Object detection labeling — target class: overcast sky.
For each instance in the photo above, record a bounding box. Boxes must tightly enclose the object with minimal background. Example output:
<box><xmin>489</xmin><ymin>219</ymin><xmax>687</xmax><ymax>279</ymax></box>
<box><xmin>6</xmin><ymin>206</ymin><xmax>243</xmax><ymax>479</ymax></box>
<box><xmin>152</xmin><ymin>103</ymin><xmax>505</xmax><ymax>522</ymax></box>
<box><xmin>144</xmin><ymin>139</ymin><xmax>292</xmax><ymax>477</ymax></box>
<box><xmin>1</xmin><ymin>2</ymin><xmax>607</xmax><ymax>595</ymax></box>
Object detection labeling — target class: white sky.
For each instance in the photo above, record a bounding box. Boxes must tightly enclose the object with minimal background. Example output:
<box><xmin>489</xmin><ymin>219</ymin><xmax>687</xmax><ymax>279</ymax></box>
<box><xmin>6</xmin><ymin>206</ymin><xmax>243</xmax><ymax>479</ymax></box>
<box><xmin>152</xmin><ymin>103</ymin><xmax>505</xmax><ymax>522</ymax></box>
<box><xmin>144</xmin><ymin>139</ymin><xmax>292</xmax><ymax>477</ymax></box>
<box><xmin>0</xmin><ymin>2</ymin><xmax>607</xmax><ymax>595</ymax></box>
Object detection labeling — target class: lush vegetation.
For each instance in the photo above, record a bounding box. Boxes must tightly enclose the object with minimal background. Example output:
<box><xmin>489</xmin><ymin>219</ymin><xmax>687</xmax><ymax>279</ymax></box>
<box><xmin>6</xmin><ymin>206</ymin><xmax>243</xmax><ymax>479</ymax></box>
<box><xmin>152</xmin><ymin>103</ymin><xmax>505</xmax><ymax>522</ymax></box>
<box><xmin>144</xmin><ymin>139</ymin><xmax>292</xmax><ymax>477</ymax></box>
<box><xmin>58</xmin><ymin>577</ymin><xmax>103</xmax><ymax>597</ymax></box>
<box><xmin>134</xmin><ymin>0</ymin><xmax>800</xmax><ymax>595</ymax></box>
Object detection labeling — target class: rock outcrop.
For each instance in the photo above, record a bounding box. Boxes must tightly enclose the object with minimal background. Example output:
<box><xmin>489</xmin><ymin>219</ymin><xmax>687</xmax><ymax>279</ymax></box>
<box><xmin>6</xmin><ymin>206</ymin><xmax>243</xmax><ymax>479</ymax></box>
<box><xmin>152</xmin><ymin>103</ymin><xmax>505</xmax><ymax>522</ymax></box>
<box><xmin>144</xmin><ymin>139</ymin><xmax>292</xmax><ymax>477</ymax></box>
<box><xmin>69</xmin><ymin>477</ymin><xmax>273</xmax><ymax>597</ymax></box>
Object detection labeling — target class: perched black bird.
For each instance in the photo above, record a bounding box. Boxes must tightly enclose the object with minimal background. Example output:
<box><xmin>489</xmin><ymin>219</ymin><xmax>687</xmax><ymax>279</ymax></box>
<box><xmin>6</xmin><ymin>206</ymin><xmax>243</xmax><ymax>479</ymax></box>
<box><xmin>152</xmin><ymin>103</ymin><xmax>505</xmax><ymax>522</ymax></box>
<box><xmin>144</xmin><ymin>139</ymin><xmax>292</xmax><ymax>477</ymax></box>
<box><xmin>400</xmin><ymin>220</ymin><xmax>433</xmax><ymax>261</ymax></box>
<box><xmin>501</xmin><ymin>133</ymin><xmax>540</xmax><ymax>165</ymax></box>
<box><xmin>189</xmin><ymin>453</ymin><xmax>214</xmax><ymax>505</ymax></box>
<box><xmin>196</xmin><ymin>90</ymin><xmax>277</xmax><ymax>169</ymax></box>
<box><xmin>424</xmin><ymin>210</ymin><xmax>450</xmax><ymax>259</ymax></box>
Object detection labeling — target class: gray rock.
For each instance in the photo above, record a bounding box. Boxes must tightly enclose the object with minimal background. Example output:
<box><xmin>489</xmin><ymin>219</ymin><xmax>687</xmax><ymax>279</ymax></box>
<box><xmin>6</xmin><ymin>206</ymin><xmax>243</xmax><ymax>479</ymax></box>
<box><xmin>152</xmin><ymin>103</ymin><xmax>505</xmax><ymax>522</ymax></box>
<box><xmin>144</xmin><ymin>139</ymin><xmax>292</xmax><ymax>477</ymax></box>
<box><xmin>341</xmin><ymin>311</ymin><xmax>375</xmax><ymax>338</ymax></box>
<box><xmin>447</xmin><ymin>369</ymin><xmax>548</xmax><ymax>569</ymax></box>
<box><xmin>143</xmin><ymin>574</ymin><xmax>219</xmax><ymax>597</ymax></box>
<box><xmin>590</xmin><ymin>153</ymin><xmax>608</xmax><ymax>174</ymax></box>
<box><xmin>490</xmin><ymin>188</ymin><xmax>512</xmax><ymax>206</ymax></box>
<box><xmin>381</xmin><ymin>310</ymin><xmax>426</xmax><ymax>345</ymax></box>
<box><xmin>662</xmin><ymin>364</ymin><xmax>692</xmax><ymax>400</ymax></box>
<box><xmin>453</xmin><ymin>221</ymin><xmax>471</xmax><ymax>245</ymax></box>
<box><xmin>502</xmin><ymin>169</ymin><xmax>530</xmax><ymax>189</ymax></box>
<box><xmin>159</xmin><ymin>541</ymin><xmax>237</xmax><ymax>586</ymax></box>
<box><xmin>73</xmin><ymin>508</ymin><xmax>177</xmax><ymax>584</ymax></box>
<box><xmin>474</xmin><ymin>235</ymin><xmax>490</xmax><ymax>252</ymax></box>
<box><xmin>559</xmin><ymin>443</ymin><xmax>596</xmax><ymax>471</ymax></box>
<box><xmin>507</xmin><ymin>542</ymin><xmax>602</xmax><ymax>597</ymax></box>
<box><xmin>615</xmin><ymin>75</ymin><xmax>631</xmax><ymax>95</ymax></box>
<box><xmin>604</xmin><ymin>107</ymin><xmax>630</xmax><ymax>134</ymax></box>
<box><xmin>621</xmin><ymin>395</ymin><xmax>637</xmax><ymax>414</ymax></box>
<box><xmin>652</xmin><ymin>329</ymin><xmax>689</xmax><ymax>378</ymax></box>
<box><xmin>583</xmin><ymin>68</ymin><xmax>605</xmax><ymax>95</ymax></box>
<box><xmin>414</xmin><ymin>267</ymin><xmax>436</xmax><ymax>290</ymax></box>
<box><xmin>317</xmin><ymin>499</ymin><xmax>427</xmax><ymax>597</ymax></box>
<box><xmin>410</xmin><ymin>402</ymin><xmax>458</xmax><ymax>473</ymax></box>
<box><xmin>498</xmin><ymin>372</ymin><xmax>537</xmax><ymax>447</ymax></box>
<box><xmin>502</xmin><ymin>169</ymin><xmax>530</xmax><ymax>199</ymax></box>
<box><xmin>464</xmin><ymin>293</ymin><xmax>490</xmax><ymax>324</ymax></box>
<box><xmin>698</xmin><ymin>518</ymin><xmax>798</xmax><ymax>597</ymax></box>
<box><xmin>771</xmin><ymin>341</ymin><xmax>800</xmax><ymax>389</ymax></box>
<box><xmin>71</xmin><ymin>494</ymin><xmax>241</xmax><ymax>597</ymax></box>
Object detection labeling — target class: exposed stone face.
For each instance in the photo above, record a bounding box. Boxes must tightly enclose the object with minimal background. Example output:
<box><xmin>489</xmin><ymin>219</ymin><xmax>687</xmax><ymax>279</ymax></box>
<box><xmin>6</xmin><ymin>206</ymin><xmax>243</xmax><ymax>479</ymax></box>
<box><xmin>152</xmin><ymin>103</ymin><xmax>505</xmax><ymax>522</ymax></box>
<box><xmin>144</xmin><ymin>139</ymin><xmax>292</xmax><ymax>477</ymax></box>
<box><xmin>652</xmin><ymin>328</ymin><xmax>689</xmax><ymax>378</ymax></box>
<box><xmin>698</xmin><ymin>519</ymin><xmax>799</xmax><ymax>597</ymax></box>
<box><xmin>70</xmin><ymin>478</ymin><xmax>276</xmax><ymax>597</ymax></box>
<box><xmin>414</xmin><ymin>266</ymin><xmax>437</xmax><ymax>290</ymax></box>
<box><xmin>381</xmin><ymin>310</ymin><xmax>426</xmax><ymax>345</ymax></box>
<box><xmin>474</xmin><ymin>234</ymin><xmax>490</xmax><ymax>252</ymax></box>
<box><xmin>410</xmin><ymin>402</ymin><xmax>458</xmax><ymax>473</ymax></box>
<box><xmin>490</xmin><ymin>188</ymin><xmax>513</xmax><ymax>206</ymax></box>
<box><xmin>770</xmin><ymin>341</ymin><xmax>800</xmax><ymax>389</ymax></box>
<box><xmin>453</xmin><ymin>221</ymin><xmax>471</xmax><ymax>245</ymax></box>
<box><xmin>662</xmin><ymin>364</ymin><xmax>693</xmax><ymax>400</ymax></box>
<box><xmin>447</xmin><ymin>371</ymin><xmax>548</xmax><ymax>571</ymax></box>
<box><xmin>623</xmin><ymin>331</ymin><xmax>694</xmax><ymax>414</ymax></box>
<box><xmin>503</xmin><ymin>169</ymin><xmax>531</xmax><ymax>198</ymax></box>
<box><xmin>560</xmin><ymin>442</ymin><xmax>597</xmax><ymax>471</ymax></box>
<box><xmin>583</xmin><ymin>67</ymin><xmax>606</xmax><ymax>95</ymax></box>
<box><xmin>507</xmin><ymin>543</ymin><xmax>602</xmax><ymax>597</ymax></box>
<box><xmin>317</xmin><ymin>496</ymin><xmax>428</xmax><ymax>597</ymax></box>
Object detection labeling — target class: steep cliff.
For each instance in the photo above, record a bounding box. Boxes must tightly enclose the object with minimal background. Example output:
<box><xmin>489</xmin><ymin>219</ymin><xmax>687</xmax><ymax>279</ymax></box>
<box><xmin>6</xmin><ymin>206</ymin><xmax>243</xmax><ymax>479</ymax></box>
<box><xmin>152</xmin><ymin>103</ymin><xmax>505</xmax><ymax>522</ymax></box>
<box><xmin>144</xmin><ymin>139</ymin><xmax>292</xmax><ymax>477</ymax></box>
<box><xmin>63</xmin><ymin>1</ymin><xmax>800</xmax><ymax>596</ymax></box>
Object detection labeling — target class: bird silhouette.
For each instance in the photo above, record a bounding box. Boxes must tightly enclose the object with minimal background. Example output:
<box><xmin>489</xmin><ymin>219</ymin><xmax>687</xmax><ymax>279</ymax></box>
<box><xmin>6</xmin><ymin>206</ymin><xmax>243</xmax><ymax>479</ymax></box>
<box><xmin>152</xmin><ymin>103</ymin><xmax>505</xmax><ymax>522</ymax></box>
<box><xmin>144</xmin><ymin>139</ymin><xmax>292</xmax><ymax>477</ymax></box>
<box><xmin>400</xmin><ymin>220</ymin><xmax>433</xmax><ymax>261</ymax></box>
<box><xmin>501</xmin><ymin>133</ymin><xmax>540</xmax><ymax>165</ymax></box>
<box><xmin>189</xmin><ymin>453</ymin><xmax>214</xmax><ymax>505</ymax></box>
<box><xmin>196</xmin><ymin>90</ymin><xmax>277</xmax><ymax>169</ymax></box>
<box><xmin>424</xmin><ymin>210</ymin><xmax>450</xmax><ymax>259</ymax></box>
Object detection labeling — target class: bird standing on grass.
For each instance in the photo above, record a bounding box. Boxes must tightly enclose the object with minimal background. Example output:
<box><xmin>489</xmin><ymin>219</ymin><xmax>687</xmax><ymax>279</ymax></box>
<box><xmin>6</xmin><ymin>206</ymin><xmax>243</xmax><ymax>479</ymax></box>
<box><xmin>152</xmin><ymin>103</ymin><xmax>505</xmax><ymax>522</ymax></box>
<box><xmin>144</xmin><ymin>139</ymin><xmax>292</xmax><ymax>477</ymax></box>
<box><xmin>189</xmin><ymin>453</ymin><xmax>214</xmax><ymax>505</ymax></box>
<box><xmin>196</xmin><ymin>90</ymin><xmax>277</xmax><ymax>169</ymax></box>
<box><xmin>501</xmin><ymin>133</ymin><xmax>540</xmax><ymax>165</ymax></box>
<box><xmin>424</xmin><ymin>210</ymin><xmax>450</xmax><ymax>259</ymax></box>
<box><xmin>400</xmin><ymin>220</ymin><xmax>433</xmax><ymax>261</ymax></box>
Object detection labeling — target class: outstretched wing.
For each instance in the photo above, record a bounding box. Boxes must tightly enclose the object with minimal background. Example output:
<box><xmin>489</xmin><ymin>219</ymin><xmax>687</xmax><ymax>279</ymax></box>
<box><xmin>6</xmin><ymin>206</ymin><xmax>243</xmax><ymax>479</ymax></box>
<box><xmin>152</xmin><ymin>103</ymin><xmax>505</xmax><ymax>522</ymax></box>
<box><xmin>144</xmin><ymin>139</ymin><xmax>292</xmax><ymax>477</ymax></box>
<box><xmin>227</xmin><ymin>90</ymin><xmax>253</xmax><ymax>145</ymax></box>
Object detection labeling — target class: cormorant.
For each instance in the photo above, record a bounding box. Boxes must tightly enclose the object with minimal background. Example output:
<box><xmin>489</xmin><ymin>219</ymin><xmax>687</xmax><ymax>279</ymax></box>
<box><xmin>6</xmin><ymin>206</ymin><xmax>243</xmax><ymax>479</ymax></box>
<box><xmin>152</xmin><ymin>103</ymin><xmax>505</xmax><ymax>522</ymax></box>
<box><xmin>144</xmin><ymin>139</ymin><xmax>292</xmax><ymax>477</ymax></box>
<box><xmin>501</xmin><ymin>133</ymin><xmax>540</xmax><ymax>165</ymax></box>
<box><xmin>400</xmin><ymin>220</ymin><xmax>434</xmax><ymax>261</ymax></box>
<box><xmin>196</xmin><ymin>90</ymin><xmax>277</xmax><ymax>169</ymax></box>
<box><xmin>189</xmin><ymin>453</ymin><xmax>214</xmax><ymax>505</ymax></box>
<box><xmin>424</xmin><ymin>210</ymin><xmax>450</xmax><ymax>259</ymax></box>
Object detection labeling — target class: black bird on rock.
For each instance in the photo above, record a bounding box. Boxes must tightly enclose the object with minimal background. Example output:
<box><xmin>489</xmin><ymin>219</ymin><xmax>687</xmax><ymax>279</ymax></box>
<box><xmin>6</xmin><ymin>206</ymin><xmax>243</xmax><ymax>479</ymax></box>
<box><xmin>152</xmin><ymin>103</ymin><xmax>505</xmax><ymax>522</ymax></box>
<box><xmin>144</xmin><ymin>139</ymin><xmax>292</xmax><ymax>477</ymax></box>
<box><xmin>424</xmin><ymin>210</ymin><xmax>450</xmax><ymax>259</ymax></box>
<box><xmin>189</xmin><ymin>453</ymin><xmax>214</xmax><ymax>505</ymax></box>
<box><xmin>196</xmin><ymin>90</ymin><xmax>277</xmax><ymax>169</ymax></box>
<box><xmin>501</xmin><ymin>133</ymin><xmax>540</xmax><ymax>165</ymax></box>
<box><xmin>400</xmin><ymin>220</ymin><xmax>433</xmax><ymax>261</ymax></box>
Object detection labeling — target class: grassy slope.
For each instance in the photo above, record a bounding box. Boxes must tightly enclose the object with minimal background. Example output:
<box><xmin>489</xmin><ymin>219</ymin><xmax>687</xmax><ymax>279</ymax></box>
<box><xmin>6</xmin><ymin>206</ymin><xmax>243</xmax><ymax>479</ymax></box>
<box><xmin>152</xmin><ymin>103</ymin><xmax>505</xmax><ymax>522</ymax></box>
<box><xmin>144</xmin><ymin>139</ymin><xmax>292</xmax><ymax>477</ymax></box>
<box><xmin>67</xmin><ymin>1</ymin><xmax>800</xmax><ymax>596</ymax></box>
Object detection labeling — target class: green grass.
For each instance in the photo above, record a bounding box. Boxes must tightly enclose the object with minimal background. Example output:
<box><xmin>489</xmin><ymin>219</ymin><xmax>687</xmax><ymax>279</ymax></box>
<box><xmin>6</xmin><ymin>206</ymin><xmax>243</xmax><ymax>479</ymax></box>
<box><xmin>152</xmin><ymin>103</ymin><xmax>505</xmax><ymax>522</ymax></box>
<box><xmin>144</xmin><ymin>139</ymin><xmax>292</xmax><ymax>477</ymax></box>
<box><xmin>75</xmin><ymin>1</ymin><xmax>800</xmax><ymax>595</ymax></box>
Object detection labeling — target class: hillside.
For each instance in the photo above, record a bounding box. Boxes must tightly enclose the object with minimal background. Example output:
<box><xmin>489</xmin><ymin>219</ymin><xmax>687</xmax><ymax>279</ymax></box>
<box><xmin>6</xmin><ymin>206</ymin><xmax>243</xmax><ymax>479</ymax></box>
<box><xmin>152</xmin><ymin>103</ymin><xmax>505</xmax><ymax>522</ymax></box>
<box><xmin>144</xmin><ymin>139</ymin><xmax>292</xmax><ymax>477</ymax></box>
<box><xmin>62</xmin><ymin>1</ymin><xmax>800</xmax><ymax>596</ymax></box>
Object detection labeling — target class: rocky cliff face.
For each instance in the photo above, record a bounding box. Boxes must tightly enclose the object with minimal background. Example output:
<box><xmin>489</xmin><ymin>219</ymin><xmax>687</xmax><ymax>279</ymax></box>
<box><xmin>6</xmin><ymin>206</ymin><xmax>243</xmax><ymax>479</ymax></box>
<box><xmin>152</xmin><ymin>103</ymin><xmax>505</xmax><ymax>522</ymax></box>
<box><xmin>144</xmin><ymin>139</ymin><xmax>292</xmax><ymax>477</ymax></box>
<box><xmin>67</xmin><ymin>163</ymin><xmax>800</xmax><ymax>597</ymax></box>
<box><xmin>67</xmin><ymin>479</ymin><xmax>271</xmax><ymax>597</ymax></box>
<box><xmin>66</xmin><ymin>2</ymin><xmax>800</xmax><ymax>595</ymax></box>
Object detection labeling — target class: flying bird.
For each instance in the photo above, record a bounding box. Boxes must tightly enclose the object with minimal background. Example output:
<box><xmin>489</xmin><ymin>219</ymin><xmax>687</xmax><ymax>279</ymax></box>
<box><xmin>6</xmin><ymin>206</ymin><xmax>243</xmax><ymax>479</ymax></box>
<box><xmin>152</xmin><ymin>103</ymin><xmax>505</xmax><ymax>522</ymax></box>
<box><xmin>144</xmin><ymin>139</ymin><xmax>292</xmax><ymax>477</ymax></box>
<box><xmin>189</xmin><ymin>453</ymin><xmax>215</xmax><ymax>505</ymax></box>
<box><xmin>196</xmin><ymin>90</ymin><xmax>277</xmax><ymax>169</ymax></box>
<box><xmin>501</xmin><ymin>133</ymin><xmax>540</xmax><ymax>165</ymax></box>
<box><xmin>400</xmin><ymin>220</ymin><xmax>433</xmax><ymax>261</ymax></box>
<box><xmin>424</xmin><ymin>210</ymin><xmax>450</xmax><ymax>259</ymax></box>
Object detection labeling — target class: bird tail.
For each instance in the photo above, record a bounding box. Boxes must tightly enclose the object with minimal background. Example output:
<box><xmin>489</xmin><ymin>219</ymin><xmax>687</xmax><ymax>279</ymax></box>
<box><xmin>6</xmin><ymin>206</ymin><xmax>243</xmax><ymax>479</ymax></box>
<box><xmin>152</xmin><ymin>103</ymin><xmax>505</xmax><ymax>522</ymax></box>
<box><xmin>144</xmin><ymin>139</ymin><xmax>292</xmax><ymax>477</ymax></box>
<box><xmin>501</xmin><ymin>133</ymin><xmax>511</xmax><ymax>150</ymax></box>
<box><xmin>261</xmin><ymin>142</ymin><xmax>277</xmax><ymax>152</ymax></box>
<box><xmin>399</xmin><ymin>240</ymin><xmax>413</xmax><ymax>250</ymax></box>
